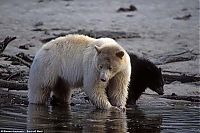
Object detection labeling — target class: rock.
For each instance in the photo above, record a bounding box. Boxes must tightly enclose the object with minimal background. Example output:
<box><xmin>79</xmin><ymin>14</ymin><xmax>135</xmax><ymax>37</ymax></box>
<box><xmin>19</xmin><ymin>44</ymin><xmax>29</xmax><ymax>50</ymax></box>
<box><xmin>63</xmin><ymin>0</ymin><xmax>73</xmax><ymax>1</ymax></box>
<box><xmin>65</xmin><ymin>4</ymin><xmax>70</xmax><ymax>7</ymax></box>
<box><xmin>34</xmin><ymin>21</ymin><xmax>44</xmax><ymax>27</ymax></box>
<box><xmin>117</xmin><ymin>5</ymin><xmax>137</xmax><ymax>12</ymax></box>
<box><xmin>38</xmin><ymin>0</ymin><xmax>43</xmax><ymax>3</ymax></box>
<box><xmin>174</xmin><ymin>14</ymin><xmax>192</xmax><ymax>20</ymax></box>
<box><xmin>171</xmin><ymin>93</ymin><xmax>177</xmax><ymax>96</ymax></box>
<box><xmin>126</xmin><ymin>14</ymin><xmax>134</xmax><ymax>17</ymax></box>
<box><xmin>181</xmin><ymin>8</ymin><xmax>188</xmax><ymax>11</ymax></box>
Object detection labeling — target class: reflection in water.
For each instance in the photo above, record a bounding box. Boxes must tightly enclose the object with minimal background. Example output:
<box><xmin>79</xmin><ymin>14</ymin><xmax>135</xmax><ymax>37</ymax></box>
<box><xmin>27</xmin><ymin>104</ymin><xmax>128</xmax><ymax>132</ymax></box>
<box><xmin>0</xmin><ymin>105</ymin><xmax>27</xmax><ymax>130</ymax></box>
<box><xmin>126</xmin><ymin>107</ymin><xmax>162</xmax><ymax>133</ymax></box>
<box><xmin>84</xmin><ymin>110</ymin><xmax>127</xmax><ymax>133</ymax></box>
<box><xmin>0</xmin><ymin>102</ymin><xmax>199</xmax><ymax>132</ymax></box>
<box><xmin>27</xmin><ymin>104</ymin><xmax>73</xmax><ymax>131</ymax></box>
<box><xmin>27</xmin><ymin>104</ymin><xmax>163</xmax><ymax>132</ymax></box>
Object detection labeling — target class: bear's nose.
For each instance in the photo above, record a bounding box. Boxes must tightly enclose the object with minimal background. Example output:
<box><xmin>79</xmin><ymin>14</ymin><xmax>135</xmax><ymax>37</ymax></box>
<box><xmin>101</xmin><ymin>78</ymin><xmax>106</xmax><ymax>82</ymax></box>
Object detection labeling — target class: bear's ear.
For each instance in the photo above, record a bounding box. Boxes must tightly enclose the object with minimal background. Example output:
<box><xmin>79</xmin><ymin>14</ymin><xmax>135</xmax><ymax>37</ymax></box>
<box><xmin>116</xmin><ymin>51</ymin><xmax>124</xmax><ymax>59</ymax></box>
<box><xmin>95</xmin><ymin>45</ymin><xmax>101</xmax><ymax>54</ymax></box>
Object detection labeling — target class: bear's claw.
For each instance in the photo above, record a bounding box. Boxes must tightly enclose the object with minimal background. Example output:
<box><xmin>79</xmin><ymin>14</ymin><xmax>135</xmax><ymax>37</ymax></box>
<box><xmin>111</xmin><ymin>106</ymin><xmax>126</xmax><ymax>112</ymax></box>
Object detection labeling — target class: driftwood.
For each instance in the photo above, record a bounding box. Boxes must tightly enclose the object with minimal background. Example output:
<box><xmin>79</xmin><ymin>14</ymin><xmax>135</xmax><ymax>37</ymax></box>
<box><xmin>0</xmin><ymin>37</ymin><xmax>30</xmax><ymax>91</ymax></box>
<box><xmin>0</xmin><ymin>79</ymin><xmax>27</xmax><ymax>90</ymax></box>
<box><xmin>0</xmin><ymin>36</ymin><xmax>16</xmax><ymax>53</ymax></box>
<box><xmin>174</xmin><ymin>14</ymin><xmax>192</xmax><ymax>20</ymax></box>
<box><xmin>154</xmin><ymin>49</ymin><xmax>197</xmax><ymax>65</ymax></box>
<box><xmin>163</xmin><ymin>73</ymin><xmax>200</xmax><ymax>84</ymax></box>
<box><xmin>6</xmin><ymin>70</ymin><xmax>26</xmax><ymax>80</ymax></box>
<box><xmin>0</xmin><ymin>54</ymin><xmax>31</xmax><ymax>68</ymax></box>
<box><xmin>16</xmin><ymin>52</ymin><xmax>33</xmax><ymax>63</ymax></box>
<box><xmin>162</xmin><ymin>70</ymin><xmax>183</xmax><ymax>74</ymax></box>
<box><xmin>161</xmin><ymin>95</ymin><xmax>200</xmax><ymax>102</ymax></box>
<box><xmin>144</xmin><ymin>93</ymin><xmax>200</xmax><ymax>102</ymax></box>
<box><xmin>0</xmin><ymin>36</ymin><xmax>31</xmax><ymax>68</ymax></box>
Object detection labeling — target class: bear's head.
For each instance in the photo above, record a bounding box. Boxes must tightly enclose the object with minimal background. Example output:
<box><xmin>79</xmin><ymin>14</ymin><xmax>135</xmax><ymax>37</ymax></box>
<box><xmin>146</xmin><ymin>67</ymin><xmax>164</xmax><ymax>95</ymax></box>
<box><xmin>129</xmin><ymin>53</ymin><xmax>164</xmax><ymax>95</ymax></box>
<box><xmin>94</xmin><ymin>44</ymin><xmax>125</xmax><ymax>83</ymax></box>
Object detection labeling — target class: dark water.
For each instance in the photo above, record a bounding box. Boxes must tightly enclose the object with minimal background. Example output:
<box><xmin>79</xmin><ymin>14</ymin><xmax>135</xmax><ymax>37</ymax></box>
<box><xmin>0</xmin><ymin>101</ymin><xmax>199</xmax><ymax>133</ymax></box>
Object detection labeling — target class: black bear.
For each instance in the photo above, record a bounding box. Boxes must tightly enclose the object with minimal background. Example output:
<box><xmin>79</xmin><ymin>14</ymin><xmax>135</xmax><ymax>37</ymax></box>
<box><xmin>127</xmin><ymin>53</ymin><xmax>164</xmax><ymax>105</ymax></box>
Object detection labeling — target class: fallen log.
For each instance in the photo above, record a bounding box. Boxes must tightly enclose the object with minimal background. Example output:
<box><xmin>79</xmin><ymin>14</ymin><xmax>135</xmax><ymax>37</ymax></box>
<box><xmin>160</xmin><ymin>94</ymin><xmax>200</xmax><ymax>102</ymax></box>
<box><xmin>144</xmin><ymin>93</ymin><xmax>200</xmax><ymax>102</ymax></box>
<box><xmin>163</xmin><ymin>73</ymin><xmax>200</xmax><ymax>84</ymax></box>
<box><xmin>0</xmin><ymin>79</ymin><xmax>28</xmax><ymax>90</ymax></box>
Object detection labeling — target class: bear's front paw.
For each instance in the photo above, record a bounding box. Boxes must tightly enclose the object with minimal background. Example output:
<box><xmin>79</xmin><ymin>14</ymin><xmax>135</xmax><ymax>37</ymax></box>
<box><xmin>111</xmin><ymin>106</ymin><xmax>126</xmax><ymax>112</ymax></box>
<box><xmin>117</xmin><ymin>105</ymin><xmax>126</xmax><ymax>112</ymax></box>
<box><xmin>110</xmin><ymin>106</ymin><xmax>121</xmax><ymax>111</ymax></box>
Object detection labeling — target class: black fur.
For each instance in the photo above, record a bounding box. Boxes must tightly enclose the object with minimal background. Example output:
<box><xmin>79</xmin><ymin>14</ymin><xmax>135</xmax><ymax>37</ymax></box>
<box><xmin>127</xmin><ymin>53</ymin><xmax>164</xmax><ymax>105</ymax></box>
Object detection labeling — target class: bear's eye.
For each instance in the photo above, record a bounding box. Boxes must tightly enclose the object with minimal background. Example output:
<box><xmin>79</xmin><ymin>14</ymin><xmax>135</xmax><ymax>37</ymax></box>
<box><xmin>108</xmin><ymin>67</ymin><xmax>112</xmax><ymax>70</ymax></box>
<box><xmin>99</xmin><ymin>65</ymin><xmax>103</xmax><ymax>69</ymax></box>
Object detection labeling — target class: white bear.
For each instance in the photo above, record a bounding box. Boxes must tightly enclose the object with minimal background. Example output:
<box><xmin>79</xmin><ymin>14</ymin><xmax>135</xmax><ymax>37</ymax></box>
<box><xmin>28</xmin><ymin>34</ymin><xmax>131</xmax><ymax>110</ymax></box>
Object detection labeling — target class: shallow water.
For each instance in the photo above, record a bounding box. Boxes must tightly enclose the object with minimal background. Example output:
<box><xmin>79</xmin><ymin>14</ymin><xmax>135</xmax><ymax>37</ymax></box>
<box><xmin>0</xmin><ymin>100</ymin><xmax>199</xmax><ymax>133</ymax></box>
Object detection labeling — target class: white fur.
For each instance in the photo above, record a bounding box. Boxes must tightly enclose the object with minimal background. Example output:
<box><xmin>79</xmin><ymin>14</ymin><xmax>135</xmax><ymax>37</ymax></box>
<box><xmin>28</xmin><ymin>34</ymin><xmax>131</xmax><ymax>110</ymax></box>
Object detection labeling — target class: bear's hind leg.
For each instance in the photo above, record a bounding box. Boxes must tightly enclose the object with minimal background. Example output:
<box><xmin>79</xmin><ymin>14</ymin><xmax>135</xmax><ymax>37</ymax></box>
<box><xmin>51</xmin><ymin>77</ymin><xmax>71</xmax><ymax>105</ymax></box>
